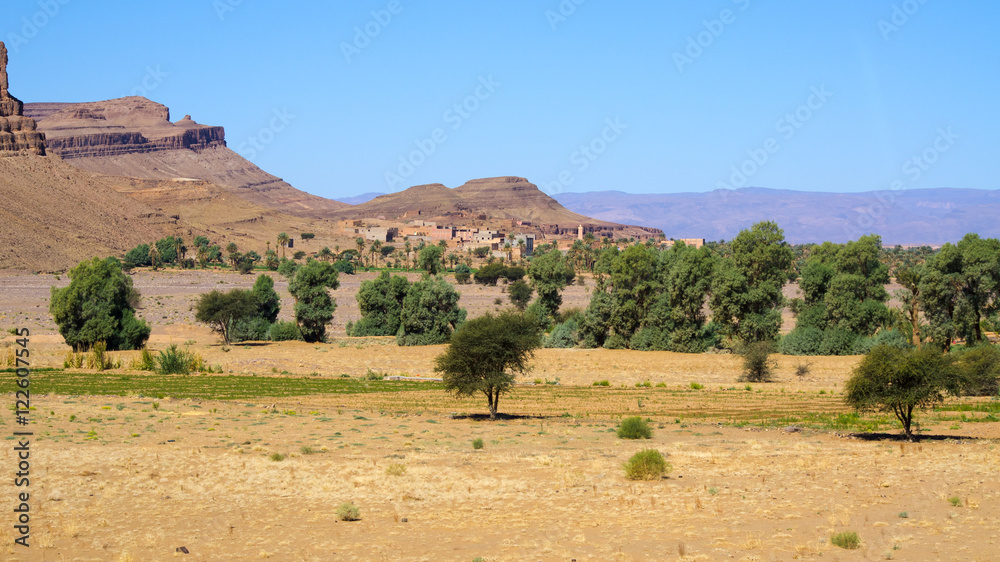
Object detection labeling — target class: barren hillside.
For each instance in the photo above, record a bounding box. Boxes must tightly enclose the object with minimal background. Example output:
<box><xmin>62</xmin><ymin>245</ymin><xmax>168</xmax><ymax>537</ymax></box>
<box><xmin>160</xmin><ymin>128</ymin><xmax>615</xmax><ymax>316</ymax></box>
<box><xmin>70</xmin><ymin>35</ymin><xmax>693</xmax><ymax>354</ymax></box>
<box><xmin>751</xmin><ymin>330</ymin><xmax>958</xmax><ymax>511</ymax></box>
<box><xmin>24</xmin><ymin>97</ymin><xmax>349</xmax><ymax>219</ymax></box>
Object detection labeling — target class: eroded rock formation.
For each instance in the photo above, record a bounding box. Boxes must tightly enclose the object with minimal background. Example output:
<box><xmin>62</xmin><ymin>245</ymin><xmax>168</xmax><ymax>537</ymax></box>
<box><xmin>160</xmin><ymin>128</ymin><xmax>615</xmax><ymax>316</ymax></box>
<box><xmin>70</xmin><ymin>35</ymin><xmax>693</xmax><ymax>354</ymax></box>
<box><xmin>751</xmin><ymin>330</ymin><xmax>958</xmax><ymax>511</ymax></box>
<box><xmin>0</xmin><ymin>41</ymin><xmax>46</xmax><ymax>156</ymax></box>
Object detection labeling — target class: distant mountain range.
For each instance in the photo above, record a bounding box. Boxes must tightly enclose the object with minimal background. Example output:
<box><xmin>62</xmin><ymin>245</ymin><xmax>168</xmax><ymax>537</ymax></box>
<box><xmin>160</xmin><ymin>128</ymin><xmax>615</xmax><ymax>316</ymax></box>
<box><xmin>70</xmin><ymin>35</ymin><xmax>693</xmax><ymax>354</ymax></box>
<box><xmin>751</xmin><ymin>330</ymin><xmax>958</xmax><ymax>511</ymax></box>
<box><xmin>335</xmin><ymin>192</ymin><xmax>384</xmax><ymax>205</ymax></box>
<box><xmin>551</xmin><ymin>187</ymin><xmax>1000</xmax><ymax>245</ymax></box>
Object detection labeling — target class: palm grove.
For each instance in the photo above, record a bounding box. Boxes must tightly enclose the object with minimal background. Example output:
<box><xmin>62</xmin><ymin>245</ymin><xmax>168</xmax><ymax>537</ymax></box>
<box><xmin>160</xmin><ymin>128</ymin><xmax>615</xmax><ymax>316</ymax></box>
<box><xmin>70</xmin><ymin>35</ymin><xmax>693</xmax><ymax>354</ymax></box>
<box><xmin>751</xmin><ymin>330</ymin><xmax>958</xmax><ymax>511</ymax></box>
<box><xmin>49</xmin><ymin>222</ymin><xmax>1000</xmax><ymax>425</ymax></box>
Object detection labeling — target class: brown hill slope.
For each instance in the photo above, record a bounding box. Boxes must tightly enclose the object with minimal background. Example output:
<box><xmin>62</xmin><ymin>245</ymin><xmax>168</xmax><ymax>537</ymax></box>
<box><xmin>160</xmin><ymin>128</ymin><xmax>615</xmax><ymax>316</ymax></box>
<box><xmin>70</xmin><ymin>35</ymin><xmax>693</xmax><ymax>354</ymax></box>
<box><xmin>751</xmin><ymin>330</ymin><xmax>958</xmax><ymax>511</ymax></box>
<box><xmin>24</xmin><ymin>97</ymin><xmax>348</xmax><ymax>219</ymax></box>
<box><xmin>0</xmin><ymin>156</ymin><xmax>179</xmax><ymax>271</ymax></box>
<box><xmin>335</xmin><ymin>176</ymin><xmax>637</xmax><ymax>228</ymax></box>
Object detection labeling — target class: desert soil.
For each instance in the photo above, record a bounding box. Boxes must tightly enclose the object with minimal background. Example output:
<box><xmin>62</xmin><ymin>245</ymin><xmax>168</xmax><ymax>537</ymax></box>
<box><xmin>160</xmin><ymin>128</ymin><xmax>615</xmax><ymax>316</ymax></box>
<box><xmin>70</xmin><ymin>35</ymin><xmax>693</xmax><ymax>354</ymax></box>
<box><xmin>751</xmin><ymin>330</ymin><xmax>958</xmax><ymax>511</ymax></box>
<box><xmin>0</xmin><ymin>270</ymin><xmax>997</xmax><ymax>561</ymax></box>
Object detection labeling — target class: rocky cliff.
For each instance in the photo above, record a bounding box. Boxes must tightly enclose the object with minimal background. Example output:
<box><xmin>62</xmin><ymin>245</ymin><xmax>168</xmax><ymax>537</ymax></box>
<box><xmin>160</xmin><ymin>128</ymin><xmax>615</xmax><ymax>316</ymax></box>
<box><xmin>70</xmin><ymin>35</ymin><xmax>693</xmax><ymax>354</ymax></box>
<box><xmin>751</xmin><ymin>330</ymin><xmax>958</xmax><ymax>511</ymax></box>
<box><xmin>25</xmin><ymin>98</ymin><xmax>226</xmax><ymax>158</ymax></box>
<box><xmin>24</xmin><ymin>97</ymin><xmax>348</xmax><ymax>219</ymax></box>
<box><xmin>0</xmin><ymin>41</ymin><xmax>46</xmax><ymax>156</ymax></box>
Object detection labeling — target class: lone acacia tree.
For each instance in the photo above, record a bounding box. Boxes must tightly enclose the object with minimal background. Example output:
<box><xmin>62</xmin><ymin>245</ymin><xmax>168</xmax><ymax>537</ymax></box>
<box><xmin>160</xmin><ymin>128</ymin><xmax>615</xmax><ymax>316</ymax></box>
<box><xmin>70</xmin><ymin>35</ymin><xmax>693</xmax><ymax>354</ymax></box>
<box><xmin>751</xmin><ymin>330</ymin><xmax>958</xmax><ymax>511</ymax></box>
<box><xmin>844</xmin><ymin>345</ymin><xmax>960</xmax><ymax>441</ymax></box>
<box><xmin>434</xmin><ymin>311</ymin><xmax>542</xmax><ymax>419</ymax></box>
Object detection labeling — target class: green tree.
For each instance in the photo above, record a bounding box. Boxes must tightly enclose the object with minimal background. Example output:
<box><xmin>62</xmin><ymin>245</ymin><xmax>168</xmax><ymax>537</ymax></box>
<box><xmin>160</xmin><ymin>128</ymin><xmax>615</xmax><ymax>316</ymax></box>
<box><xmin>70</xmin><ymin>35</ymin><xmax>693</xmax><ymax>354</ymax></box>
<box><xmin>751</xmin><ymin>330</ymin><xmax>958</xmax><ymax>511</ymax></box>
<box><xmin>250</xmin><ymin>274</ymin><xmax>281</xmax><ymax>324</ymax></box>
<box><xmin>418</xmin><ymin>245</ymin><xmax>444</xmax><ymax>275</ymax></box>
<box><xmin>434</xmin><ymin>311</ymin><xmax>542</xmax><ymax>419</ymax></box>
<box><xmin>710</xmin><ymin>221</ymin><xmax>793</xmax><ymax>343</ymax></box>
<box><xmin>195</xmin><ymin>289</ymin><xmax>256</xmax><ymax>345</ymax></box>
<box><xmin>929</xmin><ymin>234</ymin><xmax>1000</xmax><ymax>346</ymax></box>
<box><xmin>527</xmin><ymin>249</ymin><xmax>575</xmax><ymax>319</ymax></box>
<box><xmin>287</xmin><ymin>260</ymin><xmax>340</xmax><ymax>343</ymax></box>
<box><xmin>49</xmin><ymin>258</ymin><xmax>151</xmax><ymax>351</ymax></box>
<box><xmin>607</xmin><ymin>244</ymin><xmax>658</xmax><ymax>342</ymax></box>
<box><xmin>397</xmin><ymin>276</ymin><xmax>467</xmax><ymax>346</ymax></box>
<box><xmin>348</xmin><ymin>271</ymin><xmax>411</xmax><ymax>336</ymax></box>
<box><xmin>508</xmin><ymin>279</ymin><xmax>533</xmax><ymax>311</ymax></box>
<box><xmin>844</xmin><ymin>345</ymin><xmax>961</xmax><ymax>440</ymax></box>
<box><xmin>124</xmin><ymin>243</ymin><xmax>152</xmax><ymax>267</ymax></box>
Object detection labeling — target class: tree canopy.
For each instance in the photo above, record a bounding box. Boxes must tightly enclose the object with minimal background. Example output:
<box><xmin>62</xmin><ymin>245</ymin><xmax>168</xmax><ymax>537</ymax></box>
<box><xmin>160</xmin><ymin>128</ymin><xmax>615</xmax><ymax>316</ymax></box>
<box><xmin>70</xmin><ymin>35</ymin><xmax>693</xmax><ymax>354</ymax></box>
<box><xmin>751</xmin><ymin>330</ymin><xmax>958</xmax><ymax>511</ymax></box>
<box><xmin>435</xmin><ymin>311</ymin><xmax>543</xmax><ymax>419</ymax></box>
<box><xmin>50</xmin><ymin>257</ymin><xmax>152</xmax><ymax>351</ymax></box>
<box><xmin>397</xmin><ymin>275</ymin><xmax>467</xmax><ymax>346</ymax></box>
<box><xmin>288</xmin><ymin>259</ymin><xmax>340</xmax><ymax>343</ymax></box>
<box><xmin>844</xmin><ymin>346</ymin><xmax>961</xmax><ymax>440</ymax></box>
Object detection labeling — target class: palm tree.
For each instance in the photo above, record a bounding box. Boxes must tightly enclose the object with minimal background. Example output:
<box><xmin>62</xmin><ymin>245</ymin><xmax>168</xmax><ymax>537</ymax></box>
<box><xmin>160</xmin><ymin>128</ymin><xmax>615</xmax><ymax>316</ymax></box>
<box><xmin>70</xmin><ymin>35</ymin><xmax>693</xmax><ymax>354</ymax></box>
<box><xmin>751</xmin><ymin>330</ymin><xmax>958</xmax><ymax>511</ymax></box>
<box><xmin>196</xmin><ymin>245</ymin><xmax>208</xmax><ymax>269</ymax></box>
<box><xmin>318</xmin><ymin>247</ymin><xmax>333</xmax><ymax>262</ymax></box>
<box><xmin>403</xmin><ymin>241</ymin><xmax>412</xmax><ymax>270</ymax></box>
<box><xmin>355</xmin><ymin>237</ymin><xmax>366</xmax><ymax>267</ymax></box>
<box><xmin>174</xmin><ymin>236</ymin><xmax>185</xmax><ymax>264</ymax></box>
<box><xmin>371</xmin><ymin>240</ymin><xmax>382</xmax><ymax>269</ymax></box>
<box><xmin>225</xmin><ymin>242</ymin><xmax>239</xmax><ymax>267</ymax></box>
<box><xmin>277</xmin><ymin>232</ymin><xmax>289</xmax><ymax>259</ymax></box>
<box><xmin>148</xmin><ymin>243</ymin><xmax>161</xmax><ymax>270</ymax></box>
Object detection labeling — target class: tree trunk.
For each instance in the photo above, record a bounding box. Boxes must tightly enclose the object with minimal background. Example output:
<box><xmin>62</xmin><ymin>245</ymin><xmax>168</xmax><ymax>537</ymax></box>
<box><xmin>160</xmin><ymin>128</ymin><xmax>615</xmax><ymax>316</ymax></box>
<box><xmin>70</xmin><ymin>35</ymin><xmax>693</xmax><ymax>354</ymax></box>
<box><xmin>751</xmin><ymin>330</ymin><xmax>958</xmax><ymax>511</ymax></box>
<box><xmin>909</xmin><ymin>308</ymin><xmax>921</xmax><ymax>348</ymax></box>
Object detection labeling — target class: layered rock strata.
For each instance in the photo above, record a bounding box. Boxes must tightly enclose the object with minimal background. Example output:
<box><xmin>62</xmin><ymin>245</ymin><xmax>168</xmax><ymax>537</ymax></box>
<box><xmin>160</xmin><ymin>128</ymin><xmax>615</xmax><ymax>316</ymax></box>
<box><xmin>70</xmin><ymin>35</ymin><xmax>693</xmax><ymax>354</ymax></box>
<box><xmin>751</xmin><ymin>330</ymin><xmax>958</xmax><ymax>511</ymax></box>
<box><xmin>0</xmin><ymin>41</ymin><xmax>46</xmax><ymax>156</ymax></box>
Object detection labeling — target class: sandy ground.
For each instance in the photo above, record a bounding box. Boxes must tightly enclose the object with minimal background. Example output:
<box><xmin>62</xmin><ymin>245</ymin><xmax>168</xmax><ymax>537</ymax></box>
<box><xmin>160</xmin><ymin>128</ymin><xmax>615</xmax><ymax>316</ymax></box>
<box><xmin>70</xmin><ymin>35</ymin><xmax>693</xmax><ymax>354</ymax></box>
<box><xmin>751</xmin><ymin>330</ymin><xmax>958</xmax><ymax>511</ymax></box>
<box><xmin>0</xmin><ymin>271</ymin><xmax>998</xmax><ymax>561</ymax></box>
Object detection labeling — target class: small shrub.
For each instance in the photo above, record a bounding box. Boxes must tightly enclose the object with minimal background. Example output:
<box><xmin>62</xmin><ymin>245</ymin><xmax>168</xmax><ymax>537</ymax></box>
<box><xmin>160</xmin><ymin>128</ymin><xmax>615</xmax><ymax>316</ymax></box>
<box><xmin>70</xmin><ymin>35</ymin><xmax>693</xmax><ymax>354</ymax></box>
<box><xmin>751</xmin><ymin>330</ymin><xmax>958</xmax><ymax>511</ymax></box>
<box><xmin>794</xmin><ymin>361</ymin><xmax>812</xmax><ymax>377</ymax></box>
<box><xmin>472</xmin><ymin>438</ymin><xmax>485</xmax><ymax>450</ymax></box>
<box><xmin>593</xmin><ymin>380</ymin><xmax>610</xmax><ymax>387</ymax></box>
<box><xmin>269</xmin><ymin>452</ymin><xmax>286</xmax><ymax>462</ymax></box>
<box><xmin>64</xmin><ymin>351</ymin><xmax>85</xmax><ymax>369</ymax></box>
<box><xmin>268</xmin><ymin>321</ymin><xmax>303</xmax><ymax>342</ymax></box>
<box><xmin>617</xmin><ymin>416</ymin><xmax>652</xmax><ymax>439</ymax></box>
<box><xmin>156</xmin><ymin>344</ymin><xmax>193</xmax><ymax>375</ymax></box>
<box><xmin>337</xmin><ymin>502</ymin><xmax>361</xmax><ymax>521</ymax></box>
<box><xmin>897</xmin><ymin>511</ymin><xmax>908</xmax><ymax>518</ymax></box>
<box><xmin>830</xmin><ymin>531</ymin><xmax>861</xmax><ymax>550</ymax></box>
<box><xmin>690</xmin><ymin>382</ymin><xmax>704</xmax><ymax>390</ymax></box>
<box><xmin>623</xmin><ymin>449</ymin><xmax>670</xmax><ymax>481</ymax></box>
<box><xmin>738</xmin><ymin>341</ymin><xmax>775</xmax><ymax>383</ymax></box>
<box><xmin>300</xmin><ymin>446</ymin><xmax>314</xmax><ymax>455</ymax></box>
<box><xmin>820</xmin><ymin>329</ymin><xmax>859</xmax><ymax>356</ymax></box>
<box><xmin>364</xmin><ymin>369</ymin><xmax>386</xmax><ymax>381</ymax></box>
<box><xmin>129</xmin><ymin>349</ymin><xmax>156</xmax><ymax>371</ymax></box>
<box><xmin>385</xmin><ymin>463</ymin><xmax>406</xmax><ymax>476</ymax></box>
<box><xmin>86</xmin><ymin>341</ymin><xmax>114</xmax><ymax>371</ymax></box>
<box><xmin>948</xmin><ymin>495</ymin><xmax>962</xmax><ymax>507</ymax></box>
<box><xmin>655</xmin><ymin>382</ymin><xmax>667</xmax><ymax>388</ymax></box>
<box><xmin>151</xmin><ymin>402</ymin><xmax>160</xmax><ymax>410</ymax></box>
<box><xmin>778</xmin><ymin>327</ymin><xmax>823</xmax><ymax>356</ymax></box>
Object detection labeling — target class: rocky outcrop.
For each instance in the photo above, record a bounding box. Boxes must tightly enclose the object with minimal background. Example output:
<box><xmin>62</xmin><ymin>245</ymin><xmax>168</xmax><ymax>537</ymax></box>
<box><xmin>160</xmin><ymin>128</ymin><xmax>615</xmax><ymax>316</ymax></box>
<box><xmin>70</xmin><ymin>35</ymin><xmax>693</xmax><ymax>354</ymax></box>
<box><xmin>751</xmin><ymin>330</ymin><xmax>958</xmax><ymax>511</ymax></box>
<box><xmin>0</xmin><ymin>41</ymin><xmax>46</xmax><ymax>156</ymax></box>
<box><xmin>24</xmin><ymin>97</ymin><xmax>348</xmax><ymax>219</ymax></box>
<box><xmin>25</xmin><ymin>99</ymin><xmax>226</xmax><ymax>159</ymax></box>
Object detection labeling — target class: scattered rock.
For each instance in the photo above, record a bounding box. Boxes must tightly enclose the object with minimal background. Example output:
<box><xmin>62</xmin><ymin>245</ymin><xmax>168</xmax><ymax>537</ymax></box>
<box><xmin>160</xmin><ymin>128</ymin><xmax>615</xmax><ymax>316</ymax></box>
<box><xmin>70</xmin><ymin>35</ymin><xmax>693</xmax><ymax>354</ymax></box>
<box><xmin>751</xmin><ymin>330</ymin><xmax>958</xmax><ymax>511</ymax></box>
<box><xmin>176</xmin><ymin>546</ymin><xmax>190</xmax><ymax>554</ymax></box>
<box><xmin>784</xmin><ymin>426</ymin><xmax>802</xmax><ymax>433</ymax></box>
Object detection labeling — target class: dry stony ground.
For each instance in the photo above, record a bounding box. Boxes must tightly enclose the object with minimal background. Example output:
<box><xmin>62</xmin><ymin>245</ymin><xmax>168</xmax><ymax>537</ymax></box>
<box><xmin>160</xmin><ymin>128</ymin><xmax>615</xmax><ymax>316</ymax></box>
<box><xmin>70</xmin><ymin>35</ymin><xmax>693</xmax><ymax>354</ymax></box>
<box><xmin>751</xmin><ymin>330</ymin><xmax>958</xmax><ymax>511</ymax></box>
<box><xmin>0</xmin><ymin>271</ymin><xmax>998</xmax><ymax>561</ymax></box>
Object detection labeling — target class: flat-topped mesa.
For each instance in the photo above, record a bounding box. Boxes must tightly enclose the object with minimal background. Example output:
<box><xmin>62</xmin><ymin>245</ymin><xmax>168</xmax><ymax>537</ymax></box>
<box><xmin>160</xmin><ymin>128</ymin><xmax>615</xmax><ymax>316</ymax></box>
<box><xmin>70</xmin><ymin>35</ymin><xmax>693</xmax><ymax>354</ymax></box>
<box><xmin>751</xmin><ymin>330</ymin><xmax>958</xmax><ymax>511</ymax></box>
<box><xmin>0</xmin><ymin>41</ymin><xmax>46</xmax><ymax>156</ymax></box>
<box><xmin>26</xmin><ymin>98</ymin><xmax>226</xmax><ymax>159</ymax></box>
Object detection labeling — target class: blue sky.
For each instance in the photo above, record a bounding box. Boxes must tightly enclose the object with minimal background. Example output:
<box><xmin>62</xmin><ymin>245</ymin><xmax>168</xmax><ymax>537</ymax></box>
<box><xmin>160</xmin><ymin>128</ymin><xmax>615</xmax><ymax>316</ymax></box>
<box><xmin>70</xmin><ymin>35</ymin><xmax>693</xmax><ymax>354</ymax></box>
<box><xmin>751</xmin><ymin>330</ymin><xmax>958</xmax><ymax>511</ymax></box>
<box><xmin>6</xmin><ymin>0</ymin><xmax>998</xmax><ymax>200</ymax></box>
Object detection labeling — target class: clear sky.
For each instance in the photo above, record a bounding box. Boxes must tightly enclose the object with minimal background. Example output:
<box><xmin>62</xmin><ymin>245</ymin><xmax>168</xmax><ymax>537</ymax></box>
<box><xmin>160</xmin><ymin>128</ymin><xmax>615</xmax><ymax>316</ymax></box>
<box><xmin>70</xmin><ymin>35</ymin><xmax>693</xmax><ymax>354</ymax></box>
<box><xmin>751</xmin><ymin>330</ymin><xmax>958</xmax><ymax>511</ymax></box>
<box><xmin>6</xmin><ymin>0</ymin><xmax>998</xmax><ymax>200</ymax></box>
